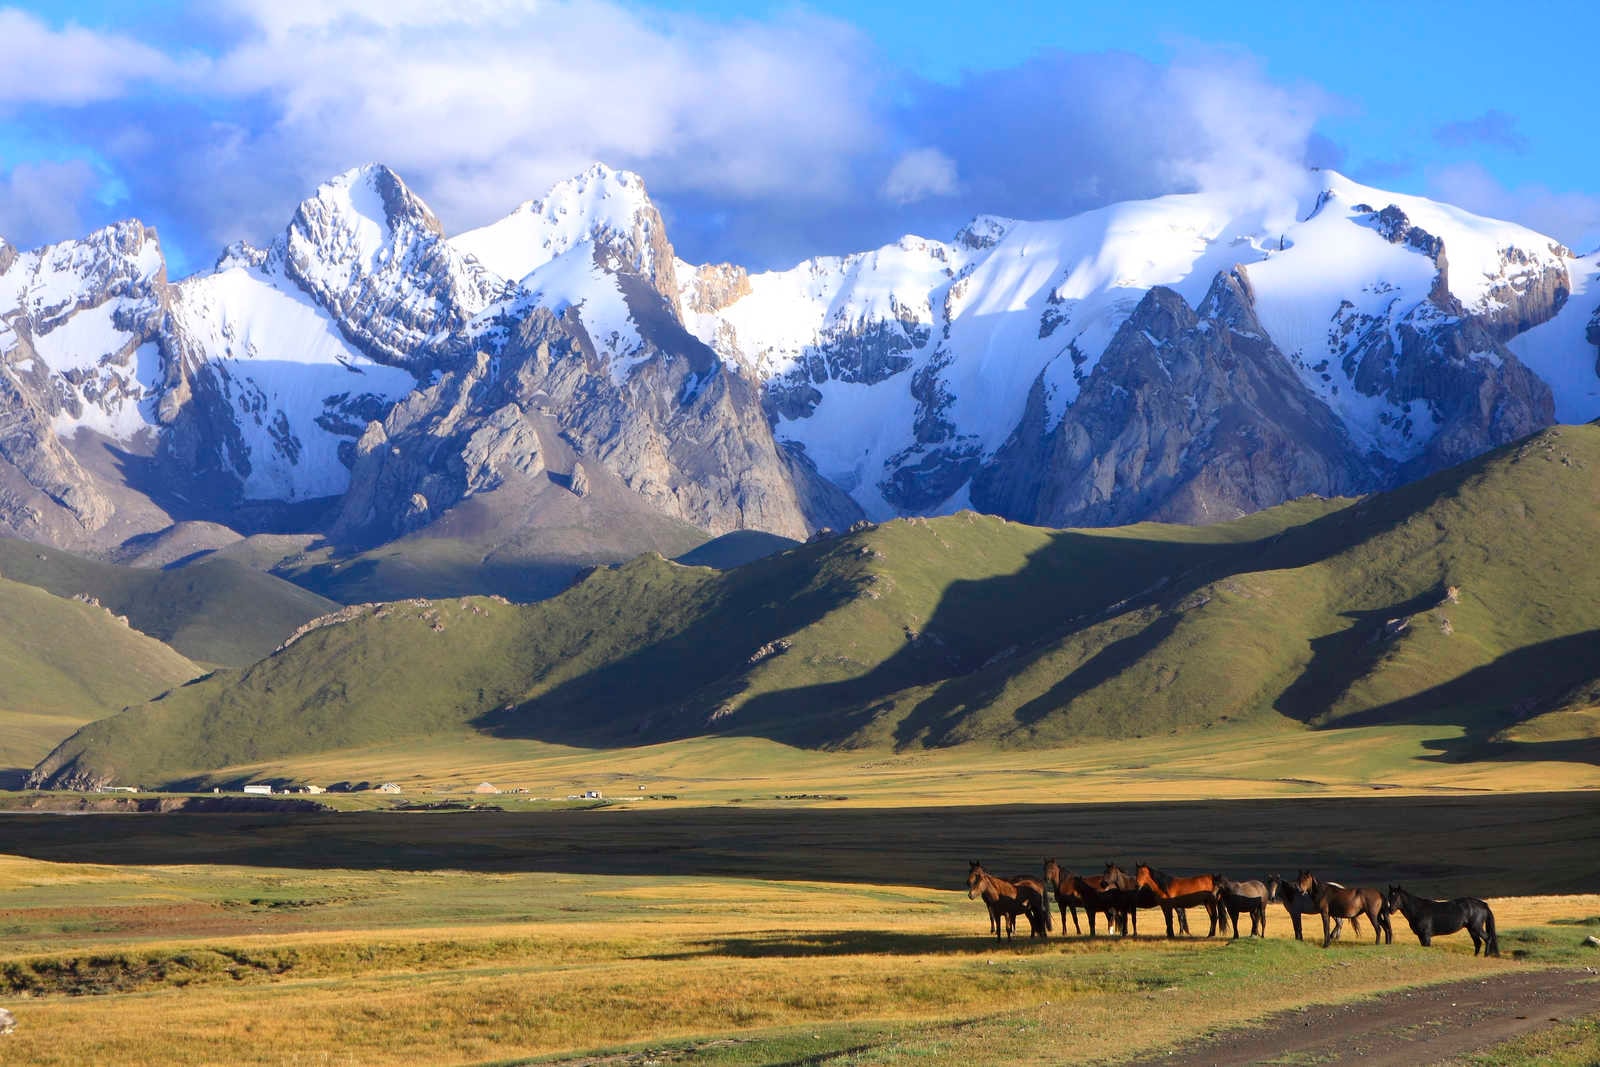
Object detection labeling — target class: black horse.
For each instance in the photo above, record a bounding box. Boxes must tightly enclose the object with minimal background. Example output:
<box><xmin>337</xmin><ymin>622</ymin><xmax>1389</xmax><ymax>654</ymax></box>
<box><xmin>1386</xmin><ymin>885</ymin><xmax>1499</xmax><ymax>957</ymax></box>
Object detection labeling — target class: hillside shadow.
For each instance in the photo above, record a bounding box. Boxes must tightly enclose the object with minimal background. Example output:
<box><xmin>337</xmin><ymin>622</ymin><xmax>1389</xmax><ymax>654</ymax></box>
<box><xmin>1317</xmin><ymin>630</ymin><xmax>1600</xmax><ymax>765</ymax></box>
<box><xmin>0</xmin><ymin>793</ymin><xmax>1595</xmax><ymax>894</ymax></box>
<box><xmin>475</xmin><ymin>522</ymin><xmax>1279</xmax><ymax>750</ymax></box>
<box><xmin>103</xmin><ymin>441</ymin><xmax>340</xmax><ymax>537</ymax></box>
<box><xmin>1272</xmin><ymin>585</ymin><xmax>1451</xmax><ymax>725</ymax></box>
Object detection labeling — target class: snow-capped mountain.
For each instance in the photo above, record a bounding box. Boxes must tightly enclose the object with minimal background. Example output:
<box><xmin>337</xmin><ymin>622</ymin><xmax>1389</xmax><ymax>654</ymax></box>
<box><xmin>0</xmin><ymin>161</ymin><xmax>1596</xmax><ymax>560</ymax></box>
<box><xmin>682</xmin><ymin>171</ymin><xmax>1579</xmax><ymax>522</ymax></box>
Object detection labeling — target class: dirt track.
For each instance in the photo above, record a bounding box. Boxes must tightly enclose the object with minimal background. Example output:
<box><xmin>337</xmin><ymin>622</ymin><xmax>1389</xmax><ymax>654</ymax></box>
<box><xmin>1131</xmin><ymin>967</ymin><xmax>1600</xmax><ymax>1066</ymax></box>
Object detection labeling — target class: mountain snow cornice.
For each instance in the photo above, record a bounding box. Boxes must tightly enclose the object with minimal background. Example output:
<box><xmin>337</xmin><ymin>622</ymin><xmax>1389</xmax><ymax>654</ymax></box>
<box><xmin>0</xmin><ymin>162</ymin><xmax>1595</xmax><ymax>554</ymax></box>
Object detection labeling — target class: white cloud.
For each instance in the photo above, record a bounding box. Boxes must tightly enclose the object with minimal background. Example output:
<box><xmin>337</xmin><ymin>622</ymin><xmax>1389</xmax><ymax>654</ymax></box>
<box><xmin>0</xmin><ymin>159</ymin><xmax>99</xmax><ymax>247</ymax></box>
<box><xmin>0</xmin><ymin>9</ymin><xmax>176</xmax><ymax>106</ymax></box>
<box><xmin>1164</xmin><ymin>50</ymin><xmax>1327</xmax><ymax>228</ymax></box>
<box><xmin>180</xmin><ymin>0</ymin><xmax>880</xmax><ymax>240</ymax></box>
<box><xmin>882</xmin><ymin>148</ymin><xmax>958</xmax><ymax>204</ymax></box>
<box><xmin>1429</xmin><ymin>162</ymin><xmax>1600</xmax><ymax>253</ymax></box>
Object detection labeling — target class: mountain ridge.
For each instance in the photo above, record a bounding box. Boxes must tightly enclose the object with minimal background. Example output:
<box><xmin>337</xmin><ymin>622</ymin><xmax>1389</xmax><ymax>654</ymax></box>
<box><xmin>28</xmin><ymin>422</ymin><xmax>1600</xmax><ymax>790</ymax></box>
<box><xmin>2</xmin><ymin>163</ymin><xmax>1598</xmax><ymax>590</ymax></box>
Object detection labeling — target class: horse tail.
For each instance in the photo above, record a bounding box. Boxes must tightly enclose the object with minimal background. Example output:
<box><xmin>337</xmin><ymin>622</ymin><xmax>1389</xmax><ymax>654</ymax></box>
<box><xmin>1484</xmin><ymin>904</ymin><xmax>1499</xmax><ymax>957</ymax></box>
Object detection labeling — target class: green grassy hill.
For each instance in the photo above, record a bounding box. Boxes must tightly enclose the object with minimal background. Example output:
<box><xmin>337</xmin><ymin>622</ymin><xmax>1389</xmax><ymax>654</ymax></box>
<box><xmin>0</xmin><ymin>540</ymin><xmax>337</xmax><ymax>666</ymax></box>
<box><xmin>0</xmin><ymin>577</ymin><xmax>200</xmax><ymax>783</ymax></box>
<box><xmin>30</xmin><ymin>425</ymin><xmax>1600</xmax><ymax>789</ymax></box>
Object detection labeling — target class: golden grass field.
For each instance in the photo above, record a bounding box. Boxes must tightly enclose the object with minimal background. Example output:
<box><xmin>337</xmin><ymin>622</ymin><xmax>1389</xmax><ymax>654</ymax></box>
<box><xmin>4</xmin><ymin>723</ymin><xmax>1598</xmax><ymax>1064</ymax></box>
<box><xmin>135</xmin><ymin>719</ymin><xmax>1600</xmax><ymax>808</ymax></box>
<box><xmin>0</xmin><ymin>850</ymin><xmax>1597</xmax><ymax>1066</ymax></box>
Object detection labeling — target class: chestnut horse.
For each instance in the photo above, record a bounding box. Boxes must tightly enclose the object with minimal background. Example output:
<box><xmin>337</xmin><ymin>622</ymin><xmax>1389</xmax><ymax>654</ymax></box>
<box><xmin>1386</xmin><ymin>885</ymin><xmax>1498</xmax><ymax>957</ymax></box>
<box><xmin>967</xmin><ymin>861</ymin><xmax>1048</xmax><ymax>942</ymax></box>
<box><xmin>1134</xmin><ymin>864</ymin><xmax>1220</xmax><ymax>939</ymax></box>
<box><xmin>1295</xmin><ymin>870</ymin><xmax>1391</xmax><ymax>948</ymax></box>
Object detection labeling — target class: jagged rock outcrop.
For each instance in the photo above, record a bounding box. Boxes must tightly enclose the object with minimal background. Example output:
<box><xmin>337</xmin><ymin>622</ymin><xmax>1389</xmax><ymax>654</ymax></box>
<box><xmin>276</xmin><ymin>165</ymin><xmax>510</xmax><ymax>370</ymax></box>
<box><xmin>972</xmin><ymin>276</ymin><xmax>1374</xmax><ymax>525</ymax></box>
<box><xmin>0</xmin><ymin>221</ymin><xmax>168</xmax><ymax>545</ymax></box>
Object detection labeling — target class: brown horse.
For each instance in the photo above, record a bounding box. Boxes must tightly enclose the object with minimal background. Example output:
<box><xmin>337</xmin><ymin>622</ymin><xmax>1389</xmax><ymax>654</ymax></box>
<box><xmin>1265</xmin><ymin>874</ymin><xmax>1356</xmax><ymax>941</ymax></box>
<box><xmin>1041</xmin><ymin>859</ymin><xmax>1084</xmax><ymax>935</ymax></box>
<box><xmin>1043</xmin><ymin>860</ymin><xmax>1133</xmax><ymax>936</ymax></box>
<box><xmin>1134</xmin><ymin>864</ymin><xmax>1220</xmax><ymax>938</ymax></box>
<box><xmin>1213</xmin><ymin>876</ymin><xmax>1267</xmax><ymax>938</ymax></box>
<box><xmin>1008</xmin><ymin>873</ymin><xmax>1053</xmax><ymax>936</ymax></box>
<box><xmin>1295</xmin><ymin>870</ymin><xmax>1391</xmax><ymax>948</ymax></box>
<box><xmin>967</xmin><ymin>861</ymin><xmax>1048</xmax><ymax>942</ymax></box>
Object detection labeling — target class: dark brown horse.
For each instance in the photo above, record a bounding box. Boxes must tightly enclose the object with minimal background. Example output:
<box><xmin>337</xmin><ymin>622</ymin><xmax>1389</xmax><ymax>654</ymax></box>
<box><xmin>1213</xmin><ymin>876</ymin><xmax>1267</xmax><ymax>938</ymax></box>
<box><xmin>1102</xmin><ymin>862</ymin><xmax>1164</xmax><ymax>937</ymax></box>
<box><xmin>1387</xmin><ymin>885</ymin><xmax>1498</xmax><ymax>957</ymax></box>
<box><xmin>1043</xmin><ymin>860</ymin><xmax>1136</xmax><ymax>936</ymax></box>
<box><xmin>1295</xmin><ymin>870</ymin><xmax>1391</xmax><ymax>948</ymax></box>
<box><xmin>1008</xmin><ymin>873</ymin><xmax>1053</xmax><ymax>936</ymax></box>
<box><xmin>1265</xmin><ymin>874</ymin><xmax>1356</xmax><ymax>941</ymax></box>
<box><xmin>1134</xmin><ymin>864</ymin><xmax>1220</xmax><ymax>938</ymax></box>
<box><xmin>1041</xmin><ymin>859</ymin><xmax>1084</xmax><ymax>935</ymax></box>
<box><xmin>967</xmin><ymin>861</ymin><xmax>1048</xmax><ymax>942</ymax></box>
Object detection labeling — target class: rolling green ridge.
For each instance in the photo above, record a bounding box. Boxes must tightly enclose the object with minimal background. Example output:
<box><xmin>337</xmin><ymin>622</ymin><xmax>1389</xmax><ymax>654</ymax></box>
<box><xmin>30</xmin><ymin>425</ymin><xmax>1600</xmax><ymax>789</ymax></box>
<box><xmin>0</xmin><ymin>539</ymin><xmax>337</xmax><ymax>666</ymax></box>
<box><xmin>0</xmin><ymin>576</ymin><xmax>199</xmax><ymax>778</ymax></box>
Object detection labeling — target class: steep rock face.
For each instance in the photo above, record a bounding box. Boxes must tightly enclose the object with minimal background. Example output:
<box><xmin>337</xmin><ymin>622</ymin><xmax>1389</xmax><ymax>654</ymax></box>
<box><xmin>0</xmin><ymin>222</ymin><xmax>169</xmax><ymax>543</ymax></box>
<box><xmin>277</xmin><ymin>165</ymin><xmax>510</xmax><ymax>370</ymax></box>
<box><xmin>1304</xmin><ymin>203</ymin><xmax>1555</xmax><ymax>476</ymax></box>
<box><xmin>334</xmin><ymin>278</ymin><xmax>861</xmax><ymax>546</ymax></box>
<box><xmin>972</xmin><ymin>275</ymin><xmax>1373</xmax><ymax>526</ymax></box>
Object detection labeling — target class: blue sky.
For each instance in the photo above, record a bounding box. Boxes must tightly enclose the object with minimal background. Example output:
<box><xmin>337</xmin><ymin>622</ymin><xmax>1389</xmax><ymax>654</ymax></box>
<box><xmin>3</xmin><ymin>1</ymin><xmax>1597</xmax><ymax>276</ymax></box>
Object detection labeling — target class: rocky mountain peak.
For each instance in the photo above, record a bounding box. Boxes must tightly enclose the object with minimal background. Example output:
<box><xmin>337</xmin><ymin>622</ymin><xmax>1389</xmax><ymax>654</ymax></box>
<box><xmin>452</xmin><ymin>162</ymin><xmax>680</xmax><ymax>300</ymax></box>
<box><xmin>954</xmin><ymin>214</ymin><xmax>1013</xmax><ymax>250</ymax></box>
<box><xmin>272</xmin><ymin>164</ymin><xmax>509</xmax><ymax>368</ymax></box>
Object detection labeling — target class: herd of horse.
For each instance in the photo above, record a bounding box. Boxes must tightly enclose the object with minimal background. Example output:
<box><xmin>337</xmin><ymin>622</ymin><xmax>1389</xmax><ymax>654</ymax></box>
<box><xmin>966</xmin><ymin>861</ymin><xmax>1500</xmax><ymax>956</ymax></box>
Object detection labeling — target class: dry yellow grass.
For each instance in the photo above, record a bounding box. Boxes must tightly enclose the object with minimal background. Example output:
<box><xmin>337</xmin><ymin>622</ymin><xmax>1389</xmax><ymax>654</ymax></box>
<box><xmin>2</xmin><ymin>851</ymin><xmax>1594</xmax><ymax>1067</ymax></box>
<box><xmin>191</xmin><ymin>721</ymin><xmax>1600</xmax><ymax>812</ymax></box>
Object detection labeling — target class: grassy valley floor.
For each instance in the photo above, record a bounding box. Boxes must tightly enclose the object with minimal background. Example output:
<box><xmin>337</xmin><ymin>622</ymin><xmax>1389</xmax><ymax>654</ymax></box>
<box><xmin>74</xmin><ymin>719</ymin><xmax>1600</xmax><ymax>807</ymax></box>
<box><xmin>0</xmin><ymin>794</ymin><xmax>1598</xmax><ymax>1064</ymax></box>
<box><xmin>0</xmin><ymin>852</ymin><xmax>1595</xmax><ymax>1065</ymax></box>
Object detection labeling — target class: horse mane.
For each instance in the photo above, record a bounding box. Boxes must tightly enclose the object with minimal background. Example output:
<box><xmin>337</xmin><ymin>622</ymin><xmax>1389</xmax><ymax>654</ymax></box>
<box><xmin>1143</xmin><ymin>865</ymin><xmax>1175</xmax><ymax>892</ymax></box>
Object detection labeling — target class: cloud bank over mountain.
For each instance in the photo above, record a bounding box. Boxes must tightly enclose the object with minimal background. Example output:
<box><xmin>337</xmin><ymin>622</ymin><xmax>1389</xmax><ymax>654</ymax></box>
<box><xmin>0</xmin><ymin>1</ymin><xmax>1596</xmax><ymax>271</ymax></box>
